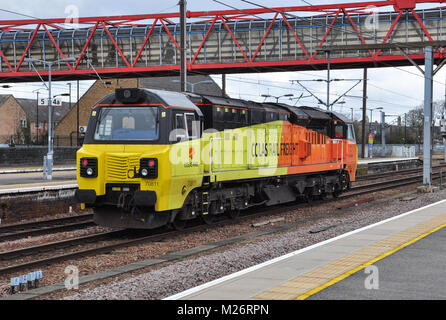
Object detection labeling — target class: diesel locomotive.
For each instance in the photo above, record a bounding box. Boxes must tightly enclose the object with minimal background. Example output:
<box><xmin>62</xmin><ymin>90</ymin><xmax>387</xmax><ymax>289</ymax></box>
<box><xmin>75</xmin><ymin>88</ymin><xmax>357</xmax><ymax>229</ymax></box>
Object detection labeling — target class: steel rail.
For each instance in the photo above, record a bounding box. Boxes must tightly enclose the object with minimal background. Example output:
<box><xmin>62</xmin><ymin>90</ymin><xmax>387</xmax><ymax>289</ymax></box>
<box><xmin>0</xmin><ymin>214</ymin><xmax>94</xmax><ymax>240</ymax></box>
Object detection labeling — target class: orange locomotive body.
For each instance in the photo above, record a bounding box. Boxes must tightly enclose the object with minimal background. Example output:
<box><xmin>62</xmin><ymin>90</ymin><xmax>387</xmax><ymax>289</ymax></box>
<box><xmin>278</xmin><ymin>120</ymin><xmax>357</xmax><ymax>182</ymax></box>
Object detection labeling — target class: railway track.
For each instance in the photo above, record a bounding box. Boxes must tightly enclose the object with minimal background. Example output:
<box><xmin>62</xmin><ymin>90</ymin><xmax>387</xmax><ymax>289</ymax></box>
<box><xmin>0</xmin><ymin>214</ymin><xmax>94</xmax><ymax>242</ymax></box>
<box><xmin>348</xmin><ymin>170</ymin><xmax>445</xmax><ymax>197</ymax></box>
<box><xmin>0</xmin><ymin>165</ymin><xmax>427</xmax><ymax>242</ymax></box>
<box><xmin>0</xmin><ymin>168</ymin><xmax>441</xmax><ymax>278</ymax></box>
<box><xmin>356</xmin><ymin>164</ymin><xmax>446</xmax><ymax>181</ymax></box>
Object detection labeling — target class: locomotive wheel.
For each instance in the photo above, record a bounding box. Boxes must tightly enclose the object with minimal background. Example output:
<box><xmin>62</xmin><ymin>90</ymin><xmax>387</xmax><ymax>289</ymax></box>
<box><xmin>304</xmin><ymin>190</ymin><xmax>313</xmax><ymax>204</ymax></box>
<box><xmin>171</xmin><ymin>218</ymin><xmax>187</xmax><ymax>230</ymax></box>
<box><xmin>228</xmin><ymin>208</ymin><xmax>240</xmax><ymax>219</ymax></box>
<box><xmin>332</xmin><ymin>190</ymin><xmax>341</xmax><ymax>198</ymax></box>
<box><xmin>201</xmin><ymin>213</ymin><xmax>216</xmax><ymax>225</ymax></box>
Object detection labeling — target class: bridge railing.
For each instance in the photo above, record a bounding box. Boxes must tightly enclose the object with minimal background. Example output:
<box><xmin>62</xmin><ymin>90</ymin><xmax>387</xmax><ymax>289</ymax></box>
<box><xmin>0</xmin><ymin>2</ymin><xmax>445</xmax><ymax>80</ymax></box>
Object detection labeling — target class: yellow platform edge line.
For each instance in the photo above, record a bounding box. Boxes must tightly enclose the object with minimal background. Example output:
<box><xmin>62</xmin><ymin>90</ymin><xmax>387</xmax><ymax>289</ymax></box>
<box><xmin>295</xmin><ymin>222</ymin><xmax>446</xmax><ymax>300</ymax></box>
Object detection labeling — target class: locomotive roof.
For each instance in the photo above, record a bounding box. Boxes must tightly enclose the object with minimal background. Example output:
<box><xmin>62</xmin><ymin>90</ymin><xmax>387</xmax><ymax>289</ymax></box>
<box><xmin>297</xmin><ymin>106</ymin><xmax>333</xmax><ymax>120</ymax></box>
<box><xmin>325</xmin><ymin>109</ymin><xmax>351</xmax><ymax>123</ymax></box>
<box><xmin>191</xmin><ymin>94</ymin><xmax>247</xmax><ymax>108</ymax></box>
<box><xmin>193</xmin><ymin>94</ymin><xmax>352</xmax><ymax>123</ymax></box>
<box><xmin>98</xmin><ymin>88</ymin><xmax>203</xmax><ymax>116</ymax></box>
<box><xmin>143</xmin><ymin>88</ymin><xmax>200</xmax><ymax>111</ymax></box>
<box><xmin>269</xmin><ymin>103</ymin><xmax>310</xmax><ymax>120</ymax></box>
<box><xmin>105</xmin><ymin>89</ymin><xmax>351</xmax><ymax>124</ymax></box>
<box><xmin>195</xmin><ymin>94</ymin><xmax>291</xmax><ymax>114</ymax></box>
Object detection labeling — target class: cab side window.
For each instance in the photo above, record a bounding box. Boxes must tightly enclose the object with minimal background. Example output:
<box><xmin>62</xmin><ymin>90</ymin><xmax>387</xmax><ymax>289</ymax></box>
<box><xmin>347</xmin><ymin>124</ymin><xmax>356</xmax><ymax>142</ymax></box>
<box><xmin>175</xmin><ymin>113</ymin><xmax>185</xmax><ymax>130</ymax></box>
<box><xmin>185</xmin><ymin>113</ymin><xmax>199</xmax><ymax>139</ymax></box>
<box><xmin>172</xmin><ymin>111</ymin><xmax>199</xmax><ymax>142</ymax></box>
<box><xmin>173</xmin><ymin>112</ymin><xmax>187</xmax><ymax>142</ymax></box>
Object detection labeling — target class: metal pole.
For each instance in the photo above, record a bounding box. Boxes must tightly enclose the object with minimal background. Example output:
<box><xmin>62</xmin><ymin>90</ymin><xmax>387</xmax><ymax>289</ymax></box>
<box><xmin>76</xmin><ymin>80</ymin><xmax>80</xmax><ymax>146</ymax></box>
<box><xmin>68</xmin><ymin>83</ymin><xmax>71</xmax><ymax>140</ymax></box>
<box><xmin>361</xmin><ymin>68</ymin><xmax>367</xmax><ymax>158</ymax></box>
<box><xmin>423</xmin><ymin>46</ymin><xmax>433</xmax><ymax>186</ymax></box>
<box><xmin>381</xmin><ymin>111</ymin><xmax>386</xmax><ymax>157</ymax></box>
<box><xmin>444</xmin><ymin>74</ymin><xmax>446</xmax><ymax>162</ymax></box>
<box><xmin>180</xmin><ymin>0</ymin><xmax>187</xmax><ymax>92</ymax></box>
<box><xmin>326</xmin><ymin>50</ymin><xmax>330</xmax><ymax>110</ymax></box>
<box><xmin>222</xmin><ymin>74</ymin><xmax>226</xmax><ymax>97</ymax></box>
<box><xmin>404</xmin><ymin>113</ymin><xmax>407</xmax><ymax>143</ymax></box>
<box><xmin>36</xmin><ymin>91</ymin><xmax>39</xmax><ymax>144</ymax></box>
<box><xmin>351</xmin><ymin>108</ymin><xmax>354</xmax><ymax>121</ymax></box>
<box><xmin>47</xmin><ymin>62</ymin><xmax>53</xmax><ymax>180</ymax></box>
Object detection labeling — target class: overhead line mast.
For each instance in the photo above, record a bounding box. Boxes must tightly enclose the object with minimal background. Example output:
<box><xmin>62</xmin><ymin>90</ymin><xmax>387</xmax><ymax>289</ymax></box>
<box><xmin>180</xmin><ymin>0</ymin><xmax>187</xmax><ymax>93</ymax></box>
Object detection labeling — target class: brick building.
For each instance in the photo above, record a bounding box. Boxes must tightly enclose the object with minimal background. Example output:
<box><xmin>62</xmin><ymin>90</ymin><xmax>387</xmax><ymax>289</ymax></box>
<box><xmin>0</xmin><ymin>94</ymin><xmax>71</xmax><ymax>145</ymax></box>
<box><xmin>54</xmin><ymin>75</ymin><xmax>223</xmax><ymax>146</ymax></box>
<box><xmin>0</xmin><ymin>95</ymin><xmax>27</xmax><ymax>144</ymax></box>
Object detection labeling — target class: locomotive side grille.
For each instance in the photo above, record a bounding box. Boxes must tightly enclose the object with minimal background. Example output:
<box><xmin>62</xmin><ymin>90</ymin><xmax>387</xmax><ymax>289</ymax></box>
<box><xmin>106</xmin><ymin>155</ymin><xmax>140</xmax><ymax>180</ymax></box>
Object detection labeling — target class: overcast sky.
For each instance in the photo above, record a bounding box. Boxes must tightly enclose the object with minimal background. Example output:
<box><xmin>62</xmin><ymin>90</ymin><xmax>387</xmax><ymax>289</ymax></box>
<box><xmin>0</xmin><ymin>0</ymin><xmax>445</xmax><ymax>123</ymax></box>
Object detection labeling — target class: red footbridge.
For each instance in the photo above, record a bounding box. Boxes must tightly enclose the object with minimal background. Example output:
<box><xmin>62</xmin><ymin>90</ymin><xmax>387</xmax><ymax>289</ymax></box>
<box><xmin>0</xmin><ymin>0</ymin><xmax>446</xmax><ymax>82</ymax></box>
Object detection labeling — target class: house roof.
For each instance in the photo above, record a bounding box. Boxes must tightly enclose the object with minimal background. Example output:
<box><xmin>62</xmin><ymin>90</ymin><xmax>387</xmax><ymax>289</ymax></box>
<box><xmin>139</xmin><ymin>75</ymin><xmax>223</xmax><ymax>96</ymax></box>
<box><xmin>16</xmin><ymin>98</ymin><xmax>72</xmax><ymax>123</ymax></box>
<box><xmin>0</xmin><ymin>93</ymin><xmax>72</xmax><ymax>123</ymax></box>
<box><xmin>0</xmin><ymin>94</ymin><xmax>12</xmax><ymax>106</ymax></box>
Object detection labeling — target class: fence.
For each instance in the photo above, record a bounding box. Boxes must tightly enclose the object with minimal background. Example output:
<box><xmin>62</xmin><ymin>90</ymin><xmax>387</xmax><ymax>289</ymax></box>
<box><xmin>0</xmin><ymin>146</ymin><xmax>79</xmax><ymax>166</ymax></box>
<box><xmin>357</xmin><ymin>144</ymin><xmax>423</xmax><ymax>158</ymax></box>
<box><xmin>0</xmin><ymin>135</ymin><xmax>83</xmax><ymax>147</ymax></box>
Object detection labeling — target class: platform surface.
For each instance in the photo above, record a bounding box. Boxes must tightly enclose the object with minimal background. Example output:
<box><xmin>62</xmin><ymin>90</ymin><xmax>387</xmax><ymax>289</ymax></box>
<box><xmin>309</xmin><ymin>227</ymin><xmax>446</xmax><ymax>300</ymax></box>
<box><xmin>168</xmin><ymin>199</ymin><xmax>446</xmax><ymax>300</ymax></box>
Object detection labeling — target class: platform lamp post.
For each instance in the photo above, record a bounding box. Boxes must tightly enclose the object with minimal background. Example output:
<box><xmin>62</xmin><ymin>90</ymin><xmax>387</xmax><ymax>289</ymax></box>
<box><xmin>24</xmin><ymin>57</ymin><xmax>76</xmax><ymax>180</ymax></box>
<box><xmin>369</xmin><ymin>107</ymin><xmax>383</xmax><ymax>134</ymax></box>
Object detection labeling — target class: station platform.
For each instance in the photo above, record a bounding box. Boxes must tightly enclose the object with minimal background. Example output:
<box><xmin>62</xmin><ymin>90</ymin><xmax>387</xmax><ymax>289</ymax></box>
<box><xmin>0</xmin><ymin>170</ymin><xmax>77</xmax><ymax>193</ymax></box>
<box><xmin>356</xmin><ymin>157</ymin><xmax>420</xmax><ymax>176</ymax></box>
<box><xmin>167</xmin><ymin>199</ymin><xmax>446</xmax><ymax>300</ymax></box>
<box><xmin>357</xmin><ymin>157</ymin><xmax>419</xmax><ymax>165</ymax></box>
<box><xmin>0</xmin><ymin>165</ymin><xmax>75</xmax><ymax>174</ymax></box>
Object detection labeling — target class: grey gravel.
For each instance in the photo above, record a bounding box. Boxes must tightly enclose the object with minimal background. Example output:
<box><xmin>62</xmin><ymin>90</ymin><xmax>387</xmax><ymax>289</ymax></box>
<box><xmin>64</xmin><ymin>189</ymin><xmax>446</xmax><ymax>300</ymax></box>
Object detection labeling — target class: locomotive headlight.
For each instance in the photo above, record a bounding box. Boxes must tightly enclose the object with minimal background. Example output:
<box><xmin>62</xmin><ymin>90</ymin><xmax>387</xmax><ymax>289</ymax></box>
<box><xmin>80</xmin><ymin>157</ymin><xmax>98</xmax><ymax>178</ymax></box>
<box><xmin>139</xmin><ymin>158</ymin><xmax>158</xmax><ymax>179</ymax></box>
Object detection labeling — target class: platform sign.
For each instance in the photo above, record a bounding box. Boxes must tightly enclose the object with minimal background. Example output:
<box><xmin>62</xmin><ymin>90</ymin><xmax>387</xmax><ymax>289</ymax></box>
<box><xmin>10</xmin><ymin>277</ymin><xmax>20</xmax><ymax>286</ymax></box>
<box><xmin>28</xmin><ymin>272</ymin><xmax>36</xmax><ymax>281</ymax></box>
<box><xmin>38</xmin><ymin>97</ymin><xmax>62</xmax><ymax>107</ymax></box>
<box><xmin>20</xmin><ymin>274</ymin><xmax>27</xmax><ymax>284</ymax></box>
<box><xmin>368</xmin><ymin>133</ymin><xmax>374</xmax><ymax>158</ymax></box>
